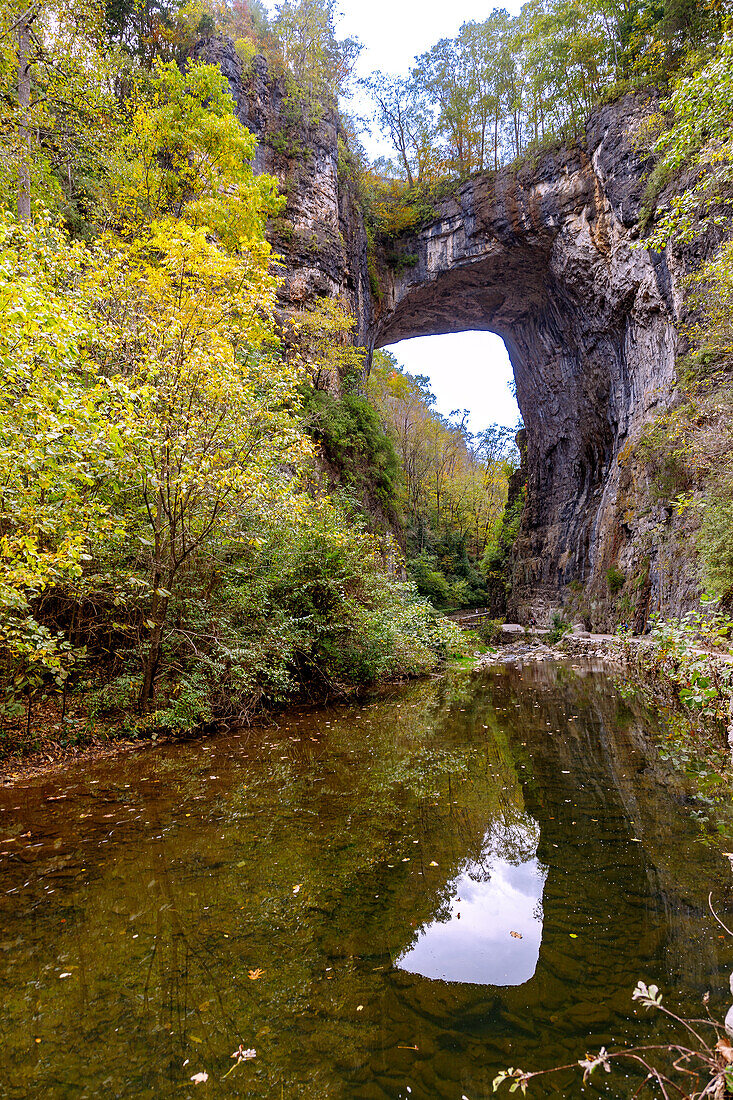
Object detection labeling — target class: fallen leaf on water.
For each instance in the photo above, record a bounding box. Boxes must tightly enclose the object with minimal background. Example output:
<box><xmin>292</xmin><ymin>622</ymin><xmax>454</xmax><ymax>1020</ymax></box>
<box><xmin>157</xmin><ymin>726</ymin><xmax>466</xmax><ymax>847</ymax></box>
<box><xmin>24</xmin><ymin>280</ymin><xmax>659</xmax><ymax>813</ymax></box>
<box><xmin>716</xmin><ymin>1038</ymin><xmax>733</xmax><ymax>1064</ymax></box>
<box><xmin>248</xmin><ymin>968</ymin><xmax>263</xmax><ymax>980</ymax></box>
<box><xmin>223</xmin><ymin>1047</ymin><xmax>257</xmax><ymax>1078</ymax></box>
<box><xmin>510</xmin><ymin>931</ymin><xmax>522</xmax><ymax>939</ymax></box>
<box><xmin>190</xmin><ymin>1071</ymin><xmax>208</xmax><ymax>1084</ymax></box>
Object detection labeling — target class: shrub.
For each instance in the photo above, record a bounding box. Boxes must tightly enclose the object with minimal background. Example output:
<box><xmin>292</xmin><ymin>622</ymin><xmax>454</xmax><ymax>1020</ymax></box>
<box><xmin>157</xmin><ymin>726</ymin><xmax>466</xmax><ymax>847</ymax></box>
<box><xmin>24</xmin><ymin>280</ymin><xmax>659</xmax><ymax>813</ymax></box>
<box><xmin>304</xmin><ymin>386</ymin><xmax>400</xmax><ymax>511</ymax></box>
<box><xmin>474</xmin><ymin>618</ymin><xmax>503</xmax><ymax>645</ymax></box>
<box><xmin>547</xmin><ymin>613</ymin><xmax>571</xmax><ymax>644</ymax></box>
<box><xmin>606</xmin><ymin>564</ymin><xmax>626</xmax><ymax>595</ymax></box>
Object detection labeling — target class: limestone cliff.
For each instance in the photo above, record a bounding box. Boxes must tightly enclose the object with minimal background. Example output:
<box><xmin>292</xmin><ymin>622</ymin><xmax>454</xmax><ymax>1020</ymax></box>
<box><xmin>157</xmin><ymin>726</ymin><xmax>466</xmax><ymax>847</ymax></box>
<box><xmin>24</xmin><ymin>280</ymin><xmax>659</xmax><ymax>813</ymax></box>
<box><xmin>193</xmin><ymin>36</ymin><xmax>373</xmax><ymax>345</ymax></box>
<box><xmin>201</xmin><ymin>37</ymin><xmax>701</xmax><ymax>630</ymax></box>
<box><xmin>370</xmin><ymin>95</ymin><xmax>688</xmax><ymax>628</ymax></box>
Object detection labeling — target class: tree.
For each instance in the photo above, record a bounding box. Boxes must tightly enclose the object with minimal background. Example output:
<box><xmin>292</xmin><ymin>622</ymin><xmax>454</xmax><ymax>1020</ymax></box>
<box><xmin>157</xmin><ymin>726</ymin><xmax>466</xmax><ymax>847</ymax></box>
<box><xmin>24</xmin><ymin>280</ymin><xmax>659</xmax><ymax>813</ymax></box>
<box><xmin>0</xmin><ymin>212</ymin><xmax>125</xmax><ymax>717</ymax></box>
<box><xmin>0</xmin><ymin>0</ymin><xmax>127</xmax><ymax>228</ymax></box>
<box><xmin>272</xmin><ymin>0</ymin><xmax>360</xmax><ymax>114</ymax></box>
<box><xmin>15</xmin><ymin>5</ymin><xmax>33</xmax><ymax>220</ymax></box>
<box><xmin>363</xmin><ymin>71</ymin><xmax>434</xmax><ymax>188</ymax></box>
<box><xmin>89</xmin><ymin>220</ymin><xmax>307</xmax><ymax>706</ymax></box>
<box><xmin>103</xmin><ymin>58</ymin><xmax>282</xmax><ymax>243</ymax></box>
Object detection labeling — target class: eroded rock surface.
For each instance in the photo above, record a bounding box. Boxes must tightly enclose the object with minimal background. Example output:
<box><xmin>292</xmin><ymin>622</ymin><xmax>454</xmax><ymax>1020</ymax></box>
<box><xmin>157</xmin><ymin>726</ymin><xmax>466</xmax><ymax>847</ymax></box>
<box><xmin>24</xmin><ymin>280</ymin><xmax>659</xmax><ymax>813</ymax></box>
<box><xmin>199</xmin><ymin>38</ymin><xmax>693</xmax><ymax>627</ymax></box>
<box><xmin>371</xmin><ymin>95</ymin><xmax>682</xmax><ymax>624</ymax></box>
<box><xmin>193</xmin><ymin>36</ymin><xmax>373</xmax><ymax>342</ymax></box>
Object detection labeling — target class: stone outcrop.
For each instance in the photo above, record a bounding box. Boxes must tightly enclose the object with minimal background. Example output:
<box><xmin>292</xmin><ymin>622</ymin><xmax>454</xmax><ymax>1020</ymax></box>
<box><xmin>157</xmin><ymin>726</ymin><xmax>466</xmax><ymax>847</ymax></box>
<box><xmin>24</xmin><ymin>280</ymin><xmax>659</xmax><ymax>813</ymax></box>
<box><xmin>370</xmin><ymin>96</ymin><xmax>684</xmax><ymax>625</ymax></box>
<box><xmin>193</xmin><ymin>36</ymin><xmax>373</xmax><ymax>343</ymax></box>
<box><xmin>200</xmin><ymin>37</ymin><xmax>696</xmax><ymax>628</ymax></box>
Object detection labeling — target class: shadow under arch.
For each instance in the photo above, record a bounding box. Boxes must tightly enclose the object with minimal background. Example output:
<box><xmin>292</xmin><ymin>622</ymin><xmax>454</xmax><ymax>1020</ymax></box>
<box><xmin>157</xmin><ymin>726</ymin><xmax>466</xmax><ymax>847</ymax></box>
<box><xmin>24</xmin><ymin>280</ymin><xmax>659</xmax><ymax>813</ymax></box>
<box><xmin>369</xmin><ymin>117</ymin><xmax>679</xmax><ymax>621</ymax></box>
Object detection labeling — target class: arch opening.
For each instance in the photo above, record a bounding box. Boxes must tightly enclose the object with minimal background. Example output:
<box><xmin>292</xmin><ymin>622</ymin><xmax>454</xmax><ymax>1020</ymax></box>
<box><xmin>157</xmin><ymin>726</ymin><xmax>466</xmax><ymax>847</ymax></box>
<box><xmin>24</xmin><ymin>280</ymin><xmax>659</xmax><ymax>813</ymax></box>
<box><xmin>382</xmin><ymin>331</ymin><xmax>520</xmax><ymax>435</ymax></box>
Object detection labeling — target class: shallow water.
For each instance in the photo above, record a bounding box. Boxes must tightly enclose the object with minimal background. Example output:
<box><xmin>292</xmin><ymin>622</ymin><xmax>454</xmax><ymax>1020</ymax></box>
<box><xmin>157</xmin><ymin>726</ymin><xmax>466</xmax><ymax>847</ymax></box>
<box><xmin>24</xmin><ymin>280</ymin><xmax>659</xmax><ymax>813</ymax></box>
<box><xmin>0</xmin><ymin>661</ymin><xmax>731</xmax><ymax>1099</ymax></box>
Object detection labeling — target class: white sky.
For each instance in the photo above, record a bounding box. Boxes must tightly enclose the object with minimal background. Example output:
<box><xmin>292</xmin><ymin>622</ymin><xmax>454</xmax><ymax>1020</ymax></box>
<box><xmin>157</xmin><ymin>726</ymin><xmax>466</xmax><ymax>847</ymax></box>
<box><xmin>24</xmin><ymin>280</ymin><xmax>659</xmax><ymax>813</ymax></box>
<box><xmin>337</xmin><ymin>0</ymin><xmax>524</xmax><ymax>80</ymax></box>
<box><xmin>382</xmin><ymin>333</ymin><xmax>520</xmax><ymax>433</ymax></box>
<box><xmin>265</xmin><ymin>0</ymin><xmax>525</xmax><ymax>431</ymax></box>
<box><xmin>337</xmin><ymin>0</ymin><xmax>525</xmax><ymax>431</ymax></box>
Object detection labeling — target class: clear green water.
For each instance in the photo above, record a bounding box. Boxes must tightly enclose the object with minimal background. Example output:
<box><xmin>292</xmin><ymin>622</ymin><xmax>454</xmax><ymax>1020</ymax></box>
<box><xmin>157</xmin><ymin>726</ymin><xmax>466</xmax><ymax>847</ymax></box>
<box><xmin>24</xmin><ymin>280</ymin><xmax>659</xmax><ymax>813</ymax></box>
<box><xmin>0</xmin><ymin>661</ymin><xmax>731</xmax><ymax>1099</ymax></box>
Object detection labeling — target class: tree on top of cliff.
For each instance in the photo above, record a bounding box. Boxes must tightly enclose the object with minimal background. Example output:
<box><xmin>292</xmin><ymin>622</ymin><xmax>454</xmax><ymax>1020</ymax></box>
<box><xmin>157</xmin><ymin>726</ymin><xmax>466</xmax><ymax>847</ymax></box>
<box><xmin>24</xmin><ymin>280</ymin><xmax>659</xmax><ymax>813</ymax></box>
<box><xmin>364</xmin><ymin>0</ymin><xmax>726</xmax><ymax>195</ymax></box>
<box><xmin>270</xmin><ymin>0</ymin><xmax>360</xmax><ymax>116</ymax></box>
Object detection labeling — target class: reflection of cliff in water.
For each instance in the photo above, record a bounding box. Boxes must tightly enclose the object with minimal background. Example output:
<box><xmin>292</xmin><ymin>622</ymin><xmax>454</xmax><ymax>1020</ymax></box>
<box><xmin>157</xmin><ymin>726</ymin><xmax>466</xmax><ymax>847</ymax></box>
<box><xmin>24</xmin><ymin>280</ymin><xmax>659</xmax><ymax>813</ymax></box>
<box><xmin>0</xmin><ymin>662</ymin><xmax>730</xmax><ymax>1099</ymax></box>
<box><xmin>353</xmin><ymin>662</ymin><xmax>732</xmax><ymax>1100</ymax></box>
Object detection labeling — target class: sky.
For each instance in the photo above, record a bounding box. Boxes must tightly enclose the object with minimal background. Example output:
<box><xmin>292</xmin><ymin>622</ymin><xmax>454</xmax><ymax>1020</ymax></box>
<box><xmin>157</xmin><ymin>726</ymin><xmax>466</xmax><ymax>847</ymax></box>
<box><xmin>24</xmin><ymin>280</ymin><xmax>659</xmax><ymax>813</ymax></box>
<box><xmin>380</xmin><ymin>333</ymin><xmax>520</xmax><ymax>433</ymax></box>
<box><xmin>264</xmin><ymin>0</ymin><xmax>525</xmax><ymax>431</ymax></box>
<box><xmin>337</xmin><ymin>0</ymin><xmax>524</xmax><ymax>432</ymax></box>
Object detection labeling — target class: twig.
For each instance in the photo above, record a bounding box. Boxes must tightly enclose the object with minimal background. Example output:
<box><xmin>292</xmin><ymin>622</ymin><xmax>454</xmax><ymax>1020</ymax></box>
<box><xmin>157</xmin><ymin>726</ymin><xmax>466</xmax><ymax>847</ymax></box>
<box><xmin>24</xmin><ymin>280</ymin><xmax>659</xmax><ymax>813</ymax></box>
<box><xmin>709</xmin><ymin>892</ymin><xmax>733</xmax><ymax>939</ymax></box>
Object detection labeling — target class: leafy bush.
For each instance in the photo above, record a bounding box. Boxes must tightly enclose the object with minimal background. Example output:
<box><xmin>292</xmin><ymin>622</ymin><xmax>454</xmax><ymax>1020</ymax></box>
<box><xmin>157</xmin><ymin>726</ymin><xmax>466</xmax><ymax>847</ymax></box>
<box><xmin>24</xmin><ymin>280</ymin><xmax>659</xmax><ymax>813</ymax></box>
<box><xmin>698</xmin><ymin>480</ymin><xmax>733</xmax><ymax>602</ymax></box>
<box><xmin>408</xmin><ymin>553</ymin><xmax>452</xmax><ymax>606</ymax></box>
<box><xmin>645</xmin><ymin>597</ymin><xmax>733</xmax><ymax>717</ymax></box>
<box><xmin>606</xmin><ymin>564</ymin><xmax>626</xmax><ymax>595</ymax></box>
<box><xmin>547</xmin><ymin>613</ymin><xmax>571</xmax><ymax>644</ymax></box>
<box><xmin>473</xmin><ymin>618</ymin><xmax>503</xmax><ymax>645</ymax></box>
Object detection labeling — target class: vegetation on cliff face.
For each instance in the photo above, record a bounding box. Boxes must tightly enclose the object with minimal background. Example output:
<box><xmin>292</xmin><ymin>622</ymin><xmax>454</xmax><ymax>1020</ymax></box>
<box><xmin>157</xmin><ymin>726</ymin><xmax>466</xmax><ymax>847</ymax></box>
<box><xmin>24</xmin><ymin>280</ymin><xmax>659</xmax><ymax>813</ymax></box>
<box><xmin>615</xmin><ymin>32</ymin><xmax>733</xmax><ymax>617</ymax></box>
<box><xmin>358</xmin><ymin>0</ymin><xmax>727</xmax><ymax>236</ymax></box>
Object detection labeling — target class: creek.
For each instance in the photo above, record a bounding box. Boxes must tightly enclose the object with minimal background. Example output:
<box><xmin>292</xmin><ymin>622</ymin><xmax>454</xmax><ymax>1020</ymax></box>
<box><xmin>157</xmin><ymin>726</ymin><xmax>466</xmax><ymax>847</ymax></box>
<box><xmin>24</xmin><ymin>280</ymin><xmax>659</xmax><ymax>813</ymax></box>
<box><xmin>0</xmin><ymin>660</ymin><xmax>731</xmax><ymax>1098</ymax></box>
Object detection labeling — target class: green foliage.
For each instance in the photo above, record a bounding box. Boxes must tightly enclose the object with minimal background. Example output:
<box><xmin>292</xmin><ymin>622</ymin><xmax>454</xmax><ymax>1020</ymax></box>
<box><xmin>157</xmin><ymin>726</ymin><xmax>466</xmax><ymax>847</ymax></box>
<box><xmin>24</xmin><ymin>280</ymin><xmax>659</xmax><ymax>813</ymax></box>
<box><xmin>104</xmin><ymin>58</ymin><xmax>283</xmax><ymax>242</ymax></box>
<box><xmin>698</xmin><ymin>479</ymin><xmax>733</xmax><ymax>601</ymax></box>
<box><xmin>303</xmin><ymin>387</ymin><xmax>400</xmax><ymax>511</ymax></box>
<box><xmin>270</xmin><ymin>0</ymin><xmax>361</xmax><ymax>119</ymax></box>
<box><xmin>482</xmin><ymin>484</ymin><xmax>525</xmax><ymax>599</ymax></box>
<box><xmin>606</xmin><ymin>564</ymin><xmax>626</xmax><ymax>595</ymax></box>
<box><xmin>363</xmin><ymin>0</ymin><xmax>725</xmax><ymax>208</ymax></box>
<box><xmin>645</xmin><ymin>597</ymin><xmax>733</xmax><ymax>717</ymax></box>
<box><xmin>634</xmin><ymin>413</ymin><xmax>693</xmax><ymax>503</ymax></box>
<box><xmin>368</xmin><ymin>350</ymin><xmax>515</xmax><ymax>610</ymax></box>
<box><xmin>0</xmin><ymin>25</ymin><xmax>464</xmax><ymax>746</ymax></box>
<box><xmin>644</xmin><ymin>33</ymin><xmax>733</xmax><ymax>252</ymax></box>
<box><xmin>473</xmin><ymin>617</ymin><xmax>503</xmax><ymax>645</ymax></box>
<box><xmin>0</xmin><ymin>0</ymin><xmax>126</xmax><ymax>231</ymax></box>
<box><xmin>547</xmin><ymin>613</ymin><xmax>571</xmax><ymax>644</ymax></box>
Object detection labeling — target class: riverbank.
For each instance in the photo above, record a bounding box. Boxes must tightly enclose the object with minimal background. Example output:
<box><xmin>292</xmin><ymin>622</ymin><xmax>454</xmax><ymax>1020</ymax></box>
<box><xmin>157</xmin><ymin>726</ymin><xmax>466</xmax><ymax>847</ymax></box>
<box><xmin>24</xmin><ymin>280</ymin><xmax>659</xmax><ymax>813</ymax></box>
<box><xmin>0</xmin><ymin>672</ymin><xmax>445</xmax><ymax>787</ymax></box>
<box><xmin>5</xmin><ymin>628</ymin><xmax>733</xmax><ymax>788</ymax></box>
<box><xmin>480</xmin><ymin>631</ymin><xmax>733</xmax><ymax>760</ymax></box>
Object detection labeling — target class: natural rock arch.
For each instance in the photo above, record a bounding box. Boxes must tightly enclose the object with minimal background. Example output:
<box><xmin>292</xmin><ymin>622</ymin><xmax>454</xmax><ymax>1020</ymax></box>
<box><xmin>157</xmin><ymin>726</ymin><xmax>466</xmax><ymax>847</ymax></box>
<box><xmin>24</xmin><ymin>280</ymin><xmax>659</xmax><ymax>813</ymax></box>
<box><xmin>369</xmin><ymin>97</ymin><xmax>680</xmax><ymax>620</ymax></box>
<box><xmin>200</xmin><ymin>35</ymin><xmax>684</xmax><ymax>624</ymax></box>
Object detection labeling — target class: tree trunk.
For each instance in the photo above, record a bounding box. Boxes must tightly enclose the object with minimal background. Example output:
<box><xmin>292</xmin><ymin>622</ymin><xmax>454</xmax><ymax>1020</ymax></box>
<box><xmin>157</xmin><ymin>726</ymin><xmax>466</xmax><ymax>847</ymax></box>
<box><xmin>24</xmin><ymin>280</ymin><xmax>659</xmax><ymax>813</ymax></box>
<box><xmin>140</xmin><ymin>580</ymin><xmax>170</xmax><ymax>709</ymax></box>
<box><xmin>17</xmin><ymin>16</ymin><xmax>31</xmax><ymax>222</ymax></box>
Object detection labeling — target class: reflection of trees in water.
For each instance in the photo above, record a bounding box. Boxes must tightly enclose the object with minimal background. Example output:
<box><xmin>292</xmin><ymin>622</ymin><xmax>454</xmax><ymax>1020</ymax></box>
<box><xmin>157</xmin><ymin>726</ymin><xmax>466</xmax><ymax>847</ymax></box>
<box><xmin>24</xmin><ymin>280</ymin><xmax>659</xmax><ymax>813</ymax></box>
<box><xmin>464</xmin><ymin>814</ymin><xmax>541</xmax><ymax>884</ymax></box>
<box><xmin>0</xmin><ymin>662</ymin><xmax>729</xmax><ymax>1099</ymax></box>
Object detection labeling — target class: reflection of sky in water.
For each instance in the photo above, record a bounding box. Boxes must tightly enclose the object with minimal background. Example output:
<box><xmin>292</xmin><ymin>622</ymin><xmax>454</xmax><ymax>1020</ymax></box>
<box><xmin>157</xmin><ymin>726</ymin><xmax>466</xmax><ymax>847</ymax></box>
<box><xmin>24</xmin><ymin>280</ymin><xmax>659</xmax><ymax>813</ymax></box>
<box><xmin>397</xmin><ymin>821</ymin><xmax>546</xmax><ymax>987</ymax></box>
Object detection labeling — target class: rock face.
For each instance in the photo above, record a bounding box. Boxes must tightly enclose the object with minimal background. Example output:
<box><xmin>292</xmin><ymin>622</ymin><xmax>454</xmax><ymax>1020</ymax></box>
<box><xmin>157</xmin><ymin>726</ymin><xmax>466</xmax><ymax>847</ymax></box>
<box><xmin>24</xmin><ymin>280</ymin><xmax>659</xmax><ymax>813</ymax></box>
<box><xmin>370</xmin><ymin>96</ymin><xmax>683</xmax><ymax>625</ymax></box>
<box><xmin>200</xmin><ymin>38</ymin><xmax>692</xmax><ymax>627</ymax></box>
<box><xmin>193</xmin><ymin>36</ymin><xmax>373</xmax><ymax>343</ymax></box>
